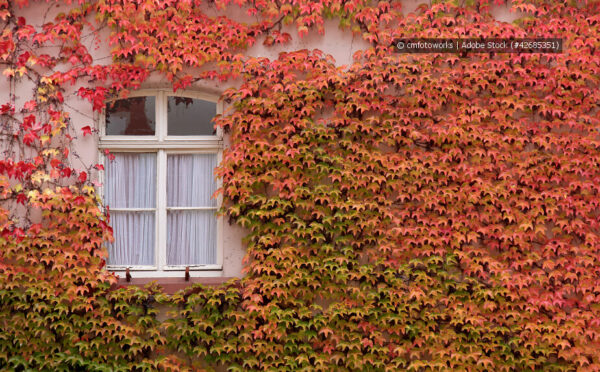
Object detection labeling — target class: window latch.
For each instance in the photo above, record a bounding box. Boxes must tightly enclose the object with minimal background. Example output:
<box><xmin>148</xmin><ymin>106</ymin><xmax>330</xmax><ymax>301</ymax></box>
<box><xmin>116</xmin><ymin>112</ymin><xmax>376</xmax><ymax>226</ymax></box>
<box><xmin>185</xmin><ymin>266</ymin><xmax>190</xmax><ymax>281</ymax></box>
<box><xmin>126</xmin><ymin>267</ymin><xmax>132</xmax><ymax>282</ymax></box>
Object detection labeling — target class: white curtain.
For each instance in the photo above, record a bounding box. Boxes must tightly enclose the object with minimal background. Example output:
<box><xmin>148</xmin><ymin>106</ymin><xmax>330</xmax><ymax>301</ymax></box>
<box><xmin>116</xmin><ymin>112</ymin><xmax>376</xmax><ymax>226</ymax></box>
<box><xmin>167</xmin><ymin>154</ymin><xmax>216</xmax><ymax>207</ymax></box>
<box><xmin>108</xmin><ymin>211</ymin><xmax>155</xmax><ymax>265</ymax></box>
<box><xmin>105</xmin><ymin>153</ymin><xmax>156</xmax><ymax>208</ymax></box>
<box><xmin>167</xmin><ymin>154</ymin><xmax>217</xmax><ymax>265</ymax></box>
<box><xmin>167</xmin><ymin>210</ymin><xmax>216</xmax><ymax>265</ymax></box>
<box><xmin>106</xmin><ymin>153</ymin><xmax>156</xmax><ymax>266</ymax></box>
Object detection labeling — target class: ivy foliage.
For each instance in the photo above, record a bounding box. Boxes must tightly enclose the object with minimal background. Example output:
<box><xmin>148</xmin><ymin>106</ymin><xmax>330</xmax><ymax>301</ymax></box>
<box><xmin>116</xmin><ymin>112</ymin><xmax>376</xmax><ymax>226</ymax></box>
<box><xmin>1</xmin><ymin>0</ymin><xmax>600</xmax><ymax>370</ymax></box>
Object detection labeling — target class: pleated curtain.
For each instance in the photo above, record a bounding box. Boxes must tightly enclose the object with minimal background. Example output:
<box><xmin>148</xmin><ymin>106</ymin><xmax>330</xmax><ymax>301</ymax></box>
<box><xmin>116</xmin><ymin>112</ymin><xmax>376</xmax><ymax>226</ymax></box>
<box><xmin>167</xmin><ymin>154</ymin><xmax>217</xmax><ymax>265</ymax></box>
<box><xmin>105</xmin><ymin>153</ymin><xmax>156</xmax><ymax>266</ymax></box>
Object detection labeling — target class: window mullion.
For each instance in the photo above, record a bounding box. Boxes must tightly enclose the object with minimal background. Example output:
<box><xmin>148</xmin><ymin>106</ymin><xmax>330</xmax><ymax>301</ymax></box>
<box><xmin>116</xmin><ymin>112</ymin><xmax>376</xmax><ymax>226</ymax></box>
<box><xmin>157</xmin><ymin>91</ymin><xmax>166</xmax><ymax>141</ymax></box>
<box><xmin>157</xmin><ymin>149</ymin><xmax>167</xmax><ymax>272</ymax></box>
<box><xmin>156</xmin><ymin>92</ymin><xmax>168</xmax><ymax>271</ymax></box>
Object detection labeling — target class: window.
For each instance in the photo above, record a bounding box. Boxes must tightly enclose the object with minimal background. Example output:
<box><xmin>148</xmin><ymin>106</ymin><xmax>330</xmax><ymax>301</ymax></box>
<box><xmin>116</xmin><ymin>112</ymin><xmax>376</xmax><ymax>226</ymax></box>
<box><xmin>99</xmin><ymin>90</ymin><xmax>223</xmax><ymax>278</ymax></box>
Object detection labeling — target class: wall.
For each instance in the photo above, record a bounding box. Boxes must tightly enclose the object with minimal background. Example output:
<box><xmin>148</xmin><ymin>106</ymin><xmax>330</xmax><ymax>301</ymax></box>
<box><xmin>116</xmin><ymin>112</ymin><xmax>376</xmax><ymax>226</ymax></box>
<box><xmin>1</xmin><ymin>0</ymin><xmax>521</xmax><ymax>281</ymax></box>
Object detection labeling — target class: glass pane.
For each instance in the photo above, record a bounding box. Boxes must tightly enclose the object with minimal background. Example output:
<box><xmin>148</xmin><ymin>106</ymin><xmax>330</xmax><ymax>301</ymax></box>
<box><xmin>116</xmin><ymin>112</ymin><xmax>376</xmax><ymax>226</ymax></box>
<box><xmin>167</xmin><ymin>154</ymin><xmax>217</xmax><ymax>207</ymax></box>
<box><xmin>167</xmin><ymin>210</ymin><xmax>216</xmax><ymax>265</ymax></box>
<box><xmin>167</xmin><ymin>96</ymin><xmax>216</xmax><ymax>136</ymax></box>
<box><xmin>105</xmin><ymin>153</ymin><xmax>156</xmax><ymax>208</ymax></box>
<box><xmin>105</xmin><ymin>97</ymin><xmax>155</xmax><ymax>135</ymax></box>
<box><xmin>107</xmin><ymin>211</ymin><xmax>155</xmax><ymax>266</ymax></box>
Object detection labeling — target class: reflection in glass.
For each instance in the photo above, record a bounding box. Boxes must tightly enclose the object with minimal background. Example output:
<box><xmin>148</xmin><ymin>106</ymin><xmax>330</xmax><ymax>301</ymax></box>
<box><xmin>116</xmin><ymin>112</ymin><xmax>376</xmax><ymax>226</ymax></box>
<box><xmin>167</xmin><ymin>97</ymin><xmax>216</xmax><ymax>136</ymax></box>
<box><xmin>105</xmin><ymin>97</ymin><xmax>155</xmax><ymax>135</ymax></box>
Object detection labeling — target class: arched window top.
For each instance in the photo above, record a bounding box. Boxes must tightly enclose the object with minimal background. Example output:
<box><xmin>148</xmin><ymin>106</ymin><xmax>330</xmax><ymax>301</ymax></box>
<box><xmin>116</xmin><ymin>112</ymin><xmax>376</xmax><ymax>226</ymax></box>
<box><xmin>102</xmin><ymin>90</ymin><xmax>221</xmax><ymax>139</ymax></box>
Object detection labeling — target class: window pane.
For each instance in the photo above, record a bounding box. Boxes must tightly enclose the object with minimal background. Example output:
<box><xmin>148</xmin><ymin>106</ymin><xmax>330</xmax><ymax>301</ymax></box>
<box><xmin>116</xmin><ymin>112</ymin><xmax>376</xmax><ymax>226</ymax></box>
<box><xmin>105</xmin><ymin>153</ymin><xmax>156</xmax><ymax>208</ymax></box>
<box><xmin>167</xmin><ymin>154</ymin><xmax>217</xmax><ymax>207</ymax></box>
<box><xmin>167</xmin><ymin>97</ymin><xmax>216</xmax><ymax>136</ymax></box>
<box><xmin>107</xmin><ymin>211</ymin><xmax>155</xmax><ymax>266</ymax></box>
<box><xmin>167</xmin><ymin>210</ymin><xmax>216</xmax><ymax>265</ymax></box>
<box><xmin>105</xmin><ymin>97</ymin><xmax>155</xmax><ymax>135</ymax></box>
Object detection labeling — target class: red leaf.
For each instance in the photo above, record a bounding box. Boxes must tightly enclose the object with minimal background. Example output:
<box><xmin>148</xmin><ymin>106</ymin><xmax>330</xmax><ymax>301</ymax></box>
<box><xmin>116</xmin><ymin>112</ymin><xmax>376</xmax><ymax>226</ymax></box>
<box><xmin>104</xmin><ymin>149</ymin><xmax>115</xmax><ymax>161</ymax></box>
<box><xmin>78</xmin><ymin>171</ymin><xmax>87</xmax><ymax>183</ymax></box>
<box><xmin>16</xmin><ymin>193</ymin><xmax>27</xmax><ymax>205</ymax></box>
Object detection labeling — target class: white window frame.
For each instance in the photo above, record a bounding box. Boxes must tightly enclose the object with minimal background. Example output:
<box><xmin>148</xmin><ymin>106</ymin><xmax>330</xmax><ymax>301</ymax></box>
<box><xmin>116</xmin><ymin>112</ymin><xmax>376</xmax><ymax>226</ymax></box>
<box><xmin>99</xmin><ymin>89</ymin><xmax>224</xmax><ymax>278</ymax></box>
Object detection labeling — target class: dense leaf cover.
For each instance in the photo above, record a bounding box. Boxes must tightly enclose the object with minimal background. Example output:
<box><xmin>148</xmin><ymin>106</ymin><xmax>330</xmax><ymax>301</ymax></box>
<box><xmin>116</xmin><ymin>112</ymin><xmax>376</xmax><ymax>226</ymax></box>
<box><xmin>1</xmin><ymin>0</ymin><xmax>600</xmax><ymax>370</ymax></box>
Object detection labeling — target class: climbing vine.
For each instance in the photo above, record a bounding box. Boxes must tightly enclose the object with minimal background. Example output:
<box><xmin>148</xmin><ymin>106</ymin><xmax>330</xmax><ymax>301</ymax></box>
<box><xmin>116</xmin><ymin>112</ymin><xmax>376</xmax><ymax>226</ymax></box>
<box><xmin>1</xmin><ymin>0</ymin><xmax>600</xmax><ymax>370</ymax></box>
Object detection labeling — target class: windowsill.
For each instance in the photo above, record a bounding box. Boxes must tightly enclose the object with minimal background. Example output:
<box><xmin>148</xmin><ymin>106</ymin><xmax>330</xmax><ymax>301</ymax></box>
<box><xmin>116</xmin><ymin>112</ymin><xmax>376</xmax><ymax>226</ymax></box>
<box><xmin>108</xmin><ymin>266</ymin><xmax>223</xmax><ymax>277</ymax></box>
<box><xmin>113</xmin><ymin>276</ymin><xmax>238</xmax><ymax>294</ymax></box>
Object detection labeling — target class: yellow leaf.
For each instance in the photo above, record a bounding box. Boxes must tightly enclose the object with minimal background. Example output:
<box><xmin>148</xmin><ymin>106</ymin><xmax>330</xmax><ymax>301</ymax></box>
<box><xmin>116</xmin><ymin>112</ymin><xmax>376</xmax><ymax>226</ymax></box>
<box><xmin>42</xmin><ymin>149</ymin><xmax>59</xmax><ymax>157</ymax></box>
<box><xmin>31</xmin><ymin>171</ymin><xmax>50</xmax><ymax>185</ymax></box>
<box><xmin>82</xmin><ymin>185</ymin><xmax>96</xmax><ymax>195</ymax></box>
<box><xmin>519</xmin><ymin>221</ymin><xmax>533</xmax><ymax>231</ymax></box>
